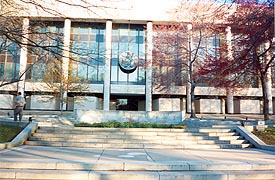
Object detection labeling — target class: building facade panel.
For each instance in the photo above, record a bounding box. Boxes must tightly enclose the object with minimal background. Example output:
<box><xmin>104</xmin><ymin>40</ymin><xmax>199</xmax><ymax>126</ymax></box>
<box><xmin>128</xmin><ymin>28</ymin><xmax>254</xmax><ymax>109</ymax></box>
<box><xmin>0</xmin><ymin>1</ymin><xmax>272</xmax><ymax>115</ymax></box>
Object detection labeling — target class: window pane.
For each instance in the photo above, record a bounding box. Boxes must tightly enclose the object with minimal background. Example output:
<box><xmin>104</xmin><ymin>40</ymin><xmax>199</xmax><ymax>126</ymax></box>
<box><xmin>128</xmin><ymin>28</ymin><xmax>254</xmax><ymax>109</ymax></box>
<box><xmin>96</xmin><ymin>34</ymin><xmax>104</xmax><ymax>42</ymax></box>
<box><xmin>88</xmin><ymin>66</ymin><xmax>97</xmax><ymax>81</ymax></box>
<box><xmin>98</xmin><ymin>65</ymin><xmax>104</xmax><ymax>81</ymax></box>
<box><xmin>111</xmin><ymin>66</ymin><xmax>118</xmax><ymax>81</ymax></box>
<box><xmin>80</xmin><ymin>28</ymin><xmax>89</xmax><ymax>34</ymax></box>
<box><xmin>71</xmin><ymin>23</ymin><xmax>106</xmax><ymax>83</ymax></box>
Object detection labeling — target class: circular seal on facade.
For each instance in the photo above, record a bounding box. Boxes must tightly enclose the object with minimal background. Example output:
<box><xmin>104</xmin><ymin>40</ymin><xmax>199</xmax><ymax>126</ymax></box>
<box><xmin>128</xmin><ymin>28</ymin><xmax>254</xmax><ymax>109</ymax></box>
<box><xmin>119</xmin><ymin>51</ymin><xmax>138</xmax><ymax>73</ymax></box>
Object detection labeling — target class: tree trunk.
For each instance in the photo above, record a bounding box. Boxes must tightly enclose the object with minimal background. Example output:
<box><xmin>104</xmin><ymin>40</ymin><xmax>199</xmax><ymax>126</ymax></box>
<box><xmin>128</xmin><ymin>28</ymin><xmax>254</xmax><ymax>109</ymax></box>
<box><xmin>189</xmin><ymin>61</ymin><xmax>197</xmax><ymax>118</ymax></box>
<box><xmin>260</xmin><ymin>73</ymin><xmax>270</xmax><ymax>120</ymax></box>
<box><xmin>190</xmin><ymin>83</ymin><xmax>197</xmax><ymax>118</ymax></box>
<box><xmin>60</xmin><ymin>85</ymin><xmax>64</xmax><ymax>115</ymax></box>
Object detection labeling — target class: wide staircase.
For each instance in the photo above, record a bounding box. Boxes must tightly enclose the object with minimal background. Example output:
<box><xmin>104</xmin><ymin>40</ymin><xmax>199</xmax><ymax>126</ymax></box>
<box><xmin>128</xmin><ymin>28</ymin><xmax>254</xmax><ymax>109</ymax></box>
<box><xmin>2</xmin><ymin>118</ymin><xmax>275</xmax><ymax>180</ymax></box>
<box><xmin>24</xmin><ymin>124</ymin><xmax>252</xmax><ymax>149</ymax></box>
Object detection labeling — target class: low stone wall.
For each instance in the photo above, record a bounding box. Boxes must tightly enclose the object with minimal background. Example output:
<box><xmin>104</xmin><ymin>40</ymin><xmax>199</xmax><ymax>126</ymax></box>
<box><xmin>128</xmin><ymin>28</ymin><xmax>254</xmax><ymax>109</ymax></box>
<box><xmin>74</xmin><ymin>110</ymin><xmax>185</xmax><ymax>124</ymax></box>
<box><xmin>236</xmin><ymin>126</ymin><xmax>275</xmax><ymax>151</ymax></box>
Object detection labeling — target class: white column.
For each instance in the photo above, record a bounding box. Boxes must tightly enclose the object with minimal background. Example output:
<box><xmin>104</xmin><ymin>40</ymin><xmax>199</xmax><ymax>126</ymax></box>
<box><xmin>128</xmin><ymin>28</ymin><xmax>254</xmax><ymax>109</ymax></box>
<box><xmin>146</xmin><ymin>21</ymin><xmax>153</xmax><ymax>111</ymax></box>
<box><xmin>18</xmin><ymin>18</ymin><xmax>29</xmax><ymax>96</ymax></box>
<box><xmin>63</xmin><ymin>19</ymin><xmax>71</xmax><ymax>79</ymax></box>
<box><xmin>227</xmin><ymin>94</ymin><xmax>234</xmax><ymax>114</ymax></box>
<box><xmin>225</xmin><ymin>26</ymin><xmax>234</xmax><ymax>114</ymax></box>
<box><xmin>265</xmin><ymin>42</ymin><xmax>273</xmax><ymax>114</ymax></box>
<box><xmin>221</xmin><ymin>98</ymin><xmax>225</xmax><ymax>114</ymax></box>
<box><xmin>103</xmin><ymin>20</ymin><xmax>112</xmax><ymax>110</ymax></box>
<box><xmin>61</xmin><ymin>19</ymin><xmax>71</xmax><ymax>110</ymax></box>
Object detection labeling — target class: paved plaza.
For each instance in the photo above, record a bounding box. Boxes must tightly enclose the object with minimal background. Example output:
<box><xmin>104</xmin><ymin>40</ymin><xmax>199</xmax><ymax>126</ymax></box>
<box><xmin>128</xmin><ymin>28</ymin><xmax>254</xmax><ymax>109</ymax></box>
<box><xmin>1</xmin><ymin>145</ymin><xmax>275</xmax><ymax>170</ymax></box>
<box><xmin>1</xmin><ymin>111</ymin><xmax>275</xmax><ymax>179</ymax></box>
<box><xmin>1</xmin><ymin>145</ymin><xmax>275</xmax><ymax>179</ymax></box>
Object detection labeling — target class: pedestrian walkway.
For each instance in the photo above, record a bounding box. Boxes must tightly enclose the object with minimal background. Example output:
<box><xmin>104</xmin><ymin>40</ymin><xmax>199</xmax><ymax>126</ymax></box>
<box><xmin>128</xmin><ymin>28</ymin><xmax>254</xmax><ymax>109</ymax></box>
<box><xmin>1</xmin><ymin>145</ymin><xmax>275</xmax><ymax>179</ymax></box>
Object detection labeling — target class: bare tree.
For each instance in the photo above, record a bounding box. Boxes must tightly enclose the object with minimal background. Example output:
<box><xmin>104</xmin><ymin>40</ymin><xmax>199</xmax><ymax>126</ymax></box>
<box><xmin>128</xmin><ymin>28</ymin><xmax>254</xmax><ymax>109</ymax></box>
<box><xmin>41</xmin><ymin>57</ymin><xmax>88</xmax><ymax>113</ymax></box>
<box><xmin>152</xmin><ymin>1</ymin><xmax>229</xmax><ymax>117</ymax></box>
<box><xmin>0</xmin><ymin>0</ymin><xmax>116</xmax><ymax>88</ymax></box>
<box><xmin>201</xmin><ymin>0</ymin><xmax>274</xmax><ymax>120</ymax></box>
<box><xmin>0</xmin><ymin>0</ymin><xmax>119</xmax><ymax>111</ymax></box>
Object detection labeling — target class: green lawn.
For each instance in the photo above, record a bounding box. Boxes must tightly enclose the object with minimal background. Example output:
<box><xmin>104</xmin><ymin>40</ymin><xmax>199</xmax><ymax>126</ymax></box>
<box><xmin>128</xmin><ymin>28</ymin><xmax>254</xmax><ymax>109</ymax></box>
<box><xmin>252</xmin><ymin>127</ymin><xmax>275</xmax><ymax>145</ymax></box>
<box><xmin>0</xmin><ymin>124</ymin><xmax>23</xmax><ymax>143</ymax></box>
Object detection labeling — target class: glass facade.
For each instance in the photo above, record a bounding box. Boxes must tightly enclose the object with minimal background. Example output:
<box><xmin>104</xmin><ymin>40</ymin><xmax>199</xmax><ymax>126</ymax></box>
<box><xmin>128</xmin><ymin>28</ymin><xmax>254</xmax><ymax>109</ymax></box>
<box><xmin>152</xmin><ymin>28</ymin><xmax>186</xmax><ymax>87</ymax></box>
<box><xmin>0</xmin><ymin>38</ymin><xmax>20</xmax><ymax>81</ymax></box>
<box><xmin>70</xmin><ymin>23</ymin><xmax>105</xmax><ymax>83</ymax></box>
<box><xmin>196</xmin><ymin>34</ymin><xmax>220</xmax><ymax>61</ymax></box>
<box><xmin>0</xmin><ymin>17</ymin><xmax>271</xmax><ymax>113</ymax></box>
<box><xmin>111</xmin><ymin>24</ymin><xmax>145</xmax><ymax>85</ymax></box>
<box><xmin>195</xmin><ymin>34</ymin><xmax>221</xmax><ymax>87</ymax></box>
<box><xmin>26</xmin><ymin>22</ymin><xmax>64</xmax><ymax>81</ymax></box>
<box><xmin>152</xmin><ymin>30</ymin><xmax>221</xmax><ymax>87</ymax></box>
<box><xmin>25</xmin><ymin>22</ymin><xmax>146</xmax><ymax>85</ymax></box>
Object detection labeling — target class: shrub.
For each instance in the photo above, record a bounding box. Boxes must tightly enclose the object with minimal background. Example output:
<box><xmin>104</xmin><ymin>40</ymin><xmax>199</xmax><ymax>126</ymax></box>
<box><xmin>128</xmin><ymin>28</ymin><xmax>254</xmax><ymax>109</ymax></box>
<box><xmin>75</xmin><ymin>121</ymin><xmax>185</xmax><ymax>129</ymax></box>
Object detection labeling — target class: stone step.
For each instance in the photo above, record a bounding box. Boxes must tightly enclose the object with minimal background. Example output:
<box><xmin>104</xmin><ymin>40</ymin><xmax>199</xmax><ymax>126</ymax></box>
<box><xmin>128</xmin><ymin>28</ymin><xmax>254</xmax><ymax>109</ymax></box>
<box><xmin>30</xmin><ymin>133</ymin><xmax>244</xmax><ymax>142</ymax></box>
<box><xmin>36</xmin><ymin>128</ymin><xmax>238</xmax><ymax>138</ymax></box>
<box><xmin>218</xmin><ymin>135</ymin><xmax>244</xmax><ymax>140</ymax></box>
<box><xmin>33</xmin><ymin>131</ymin><xmax>238</xmax><ymax>138</ymax></box>
<box><xmin>208</xmin><ymin>132</ymin><xmax>239</xmax><ymax>136</ymax></box>
<box><xmin>1</xmin><ymin>160</ymin><xmax>275</xmax><ymax>171</ymax></box>
<box><xmin>182</xmin><ymin>119</ymin><xmax>243</xmax><ymax>128</ymax></box>
<box><xmin>1</xmin><ymin>169</ymin><xmax>275</xmax><ymax>180</ymax></box>
<box><xmin>35</xmin><ymin>130</ymin><xmax>202</xmax><ymax>137</ymax></box>
<box><xmin>37</xmin><ymin>127</ymin><xmax>235</xmax><ymax>133</ymax></box>
<box><xmin>26</xmin><ymin>127</ymin><xmax>251</xmax><ymax>149</ymax></box>
<box><xmin>30</xmin><ymin>133</ymin><xmax>216</xmax><ymax>140</ymax></box>
<box><xmin>29</xmin><ymin>134</ymin><xmax>246</xmax><ymax>143</ymax></box>
<box><xmin>39</xmin><ymin>126</ymin><xmax>188</xmax><ymax>132</ymax></box>
<box><xmin>28</xmin><ymin>136</ymin><xmax>248</xmax><ymax>145</ymax></box>
<box><xmin>31</xmin><ymin>132</ymin><xmax>232</xmax><ymax>140</ymax></box>
<box><xmin>24</xmin><ymin>140</ymin><xmax>251</xmax><ymax>149</ymax></box>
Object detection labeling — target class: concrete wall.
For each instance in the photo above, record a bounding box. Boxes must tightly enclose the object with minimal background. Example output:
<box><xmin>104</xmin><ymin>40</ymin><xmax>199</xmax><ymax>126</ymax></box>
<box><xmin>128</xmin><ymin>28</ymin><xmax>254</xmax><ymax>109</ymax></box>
<box><xmin>199</xmin><ymin>99</ymin><xmax>222</xmax><ymax>114</ymax></box>
<box><xmin>19</xmin><ymin>0</ymin><xmax>183</xmax><ymax>23</ymax></box>
<box><xmin>240</xmin><ymin>100</ymin><xmax>260</xmax><ymax>114</ymax></box>
<box><xmin>0</xmin><ymin>94</ymin><xmax>13</xmax><ymax>109</ymax></box>
<box><xmin>74</xmin><ymin>96</ymin><xmax>102</xmax><ymax>111</ymax></box>
<box><xmin>74</xmin><ymin>110</ymin><xmax>185</xmax><ymax>124</ymax></box>
<box><xmin>234</xmin><ymin>99</ymin><xmax>260</xmax><ymax>114</ymax></box>
<box><xmin>153</xmin><ymin>98</ymin><xmax>181</xmax><ymax>111</ymax></box>
<box><xmin>30</xmin><ymin>95</ymin><xmax>57</xmax><ymax>110</ymax></box>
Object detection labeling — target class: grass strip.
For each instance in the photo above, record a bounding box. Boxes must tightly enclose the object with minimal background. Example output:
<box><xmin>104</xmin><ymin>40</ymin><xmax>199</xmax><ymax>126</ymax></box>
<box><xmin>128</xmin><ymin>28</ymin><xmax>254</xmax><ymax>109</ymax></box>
<box><xmin>0</xmin><ymin>124</ymin><xmax>23</xmax><ymax>143</ymax></box>
<box><xmin>252</xmin><ymin>127</ymin><xmax>275</xmax><ymax>145</ymax></box>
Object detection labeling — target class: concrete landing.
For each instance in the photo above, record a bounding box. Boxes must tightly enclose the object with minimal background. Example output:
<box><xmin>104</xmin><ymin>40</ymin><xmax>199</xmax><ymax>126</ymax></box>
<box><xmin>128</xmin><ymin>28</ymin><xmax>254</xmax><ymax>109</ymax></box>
<box><xmin>1</xmin><ymin>146</ymin><xmax>275</xmax><ymax>179</ymax></box>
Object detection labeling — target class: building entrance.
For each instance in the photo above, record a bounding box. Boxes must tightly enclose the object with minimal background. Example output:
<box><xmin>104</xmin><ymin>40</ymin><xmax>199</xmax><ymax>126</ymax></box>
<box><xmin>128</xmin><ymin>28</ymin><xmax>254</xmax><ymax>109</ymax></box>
<box><xmin>115</xmin><ymin>98</ymin><xmax>138</xmax><ymax>111</ymax></box>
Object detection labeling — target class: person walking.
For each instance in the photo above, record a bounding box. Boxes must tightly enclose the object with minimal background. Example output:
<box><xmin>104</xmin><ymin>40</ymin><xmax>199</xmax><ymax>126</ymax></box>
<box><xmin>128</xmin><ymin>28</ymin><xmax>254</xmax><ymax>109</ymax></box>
<box><xmin>13</xmin><ymin>92</ymin><xmax>26</xmax><ymax>121</ymax></box>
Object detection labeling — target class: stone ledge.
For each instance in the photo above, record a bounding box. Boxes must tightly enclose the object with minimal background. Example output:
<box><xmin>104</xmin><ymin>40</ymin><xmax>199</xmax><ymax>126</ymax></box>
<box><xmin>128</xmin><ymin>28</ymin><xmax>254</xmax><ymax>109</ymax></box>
<box><xmin>235</xmin><ymin>126</ymin><xmax>275</xmax><ymax>151</ymax></box>
<box><xmin>1</xmin><ymin>169</ymin><xmax>275</xmax><ymax>180</ymax></box>
<box><xmin>74</xmin><ymin>110</ymin><xmax>185</xmax><ymax>124</ymax></box>
<box><xmin>1</xmin><ymin>160</ymin><xmax>275</xmax><ymax>171</ymax></box>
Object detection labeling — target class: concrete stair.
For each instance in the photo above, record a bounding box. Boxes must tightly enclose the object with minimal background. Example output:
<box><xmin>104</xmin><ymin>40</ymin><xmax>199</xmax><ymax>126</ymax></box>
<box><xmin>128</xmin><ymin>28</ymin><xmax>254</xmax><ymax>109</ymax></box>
<box><xmin>25</xmin><ymin>126</ymin><xmax>252</xmax><ymax>149</ymax></box>
<box><xmin>1</xmin><ymin>159</ymin><xmax>275</xmax><ymax>180</ymax></box>
<box><xmin>2</xmin><ymin>120</ymin><xmax>273</xmax><ymax>180</ymax></box>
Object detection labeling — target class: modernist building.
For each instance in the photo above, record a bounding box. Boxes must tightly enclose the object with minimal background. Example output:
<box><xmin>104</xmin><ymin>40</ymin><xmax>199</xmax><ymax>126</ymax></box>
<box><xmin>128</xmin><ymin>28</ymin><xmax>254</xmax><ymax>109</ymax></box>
<box><xmin>0</xmin><ymin>0</ymin><xmax>273</xmax><ymax>115</ymax></box>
